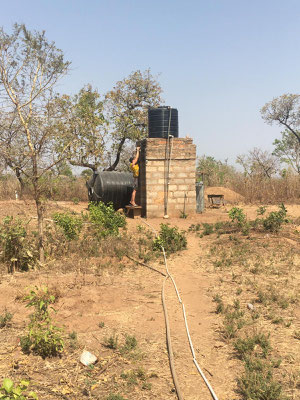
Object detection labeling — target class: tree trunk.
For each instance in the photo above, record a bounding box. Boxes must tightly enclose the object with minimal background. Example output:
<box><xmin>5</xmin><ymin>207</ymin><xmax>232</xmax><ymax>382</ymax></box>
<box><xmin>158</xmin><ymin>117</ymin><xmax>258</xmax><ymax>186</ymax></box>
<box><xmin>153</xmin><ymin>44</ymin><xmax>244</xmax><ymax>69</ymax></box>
<box><xmin>69</xmin><ymin>159</ymin><xmax>97</xmax><ymax>172</ymax></box>
<box><xmin>33</xmin><ymin>156</ymin><xmax>45</xmax><ymax>264</ymax></box>
<box><xmin>35</xmin><ymin>197</ymin><xmax>45</xmax><ymax>264</ymax></box>
<box><xmin>105</xmin><ymin>137</ymin><xmax>126</xmax><ymax>171</ymax></box>
<box><xmin>15</xmin><ymin>167</ymin><xmax>25</xmax><ymax>199</ymax></box>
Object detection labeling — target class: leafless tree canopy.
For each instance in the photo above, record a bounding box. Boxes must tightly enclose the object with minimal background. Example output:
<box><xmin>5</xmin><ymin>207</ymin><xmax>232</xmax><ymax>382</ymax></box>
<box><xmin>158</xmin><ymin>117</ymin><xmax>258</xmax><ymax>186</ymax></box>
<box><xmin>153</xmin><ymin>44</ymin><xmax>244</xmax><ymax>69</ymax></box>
<box><xmin>237</xmin><ymin>148</ymin><xmax>279</xmax><ymax>179</ymax></box>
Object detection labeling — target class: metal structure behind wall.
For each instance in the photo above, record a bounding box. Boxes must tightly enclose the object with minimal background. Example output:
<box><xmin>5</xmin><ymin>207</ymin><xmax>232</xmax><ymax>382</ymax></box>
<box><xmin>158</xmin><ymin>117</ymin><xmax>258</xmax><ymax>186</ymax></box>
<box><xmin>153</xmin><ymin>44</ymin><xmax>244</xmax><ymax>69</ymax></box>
<box><xmin>196</xmin><ymin>181</ymin><xmax>204</xmax><ymax>213</ymax></box>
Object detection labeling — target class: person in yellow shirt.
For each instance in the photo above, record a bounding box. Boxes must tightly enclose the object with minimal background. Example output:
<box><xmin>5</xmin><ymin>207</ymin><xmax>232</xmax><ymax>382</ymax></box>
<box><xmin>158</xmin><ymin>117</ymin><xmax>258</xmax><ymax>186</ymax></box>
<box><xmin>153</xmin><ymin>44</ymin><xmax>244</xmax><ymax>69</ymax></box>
<box><xmin>129</xmin><ymin>146</ymin><xmax>140</xmax><ymax>206</ymax></box>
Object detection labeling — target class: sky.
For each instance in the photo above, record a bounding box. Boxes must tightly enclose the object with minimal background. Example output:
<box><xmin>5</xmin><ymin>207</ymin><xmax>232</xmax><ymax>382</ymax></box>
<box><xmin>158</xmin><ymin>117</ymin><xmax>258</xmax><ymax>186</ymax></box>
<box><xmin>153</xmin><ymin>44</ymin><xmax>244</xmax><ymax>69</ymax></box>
<box><xmin>1</xmin><ymin>0</ymin><xmax>300</xmax><ymax>166</ymax></box>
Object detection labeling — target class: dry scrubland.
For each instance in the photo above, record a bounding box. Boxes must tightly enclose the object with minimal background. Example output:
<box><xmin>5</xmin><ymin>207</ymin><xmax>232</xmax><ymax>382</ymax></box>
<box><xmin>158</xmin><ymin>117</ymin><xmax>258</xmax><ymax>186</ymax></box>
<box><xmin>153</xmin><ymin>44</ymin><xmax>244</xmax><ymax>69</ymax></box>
<box><xmin>0</xmin><ymin>176</ymin><xmax>88</xmax><ymax>202</ymax></box>
<box><xmin>1</xmin><ymin>175</ymin><xmax>300</xmax><ymax>204</ymax></box>
<box><xmin>0</xmin><ymin>198</ymin><xmax>299</xmax><ymax>400</ymax></box>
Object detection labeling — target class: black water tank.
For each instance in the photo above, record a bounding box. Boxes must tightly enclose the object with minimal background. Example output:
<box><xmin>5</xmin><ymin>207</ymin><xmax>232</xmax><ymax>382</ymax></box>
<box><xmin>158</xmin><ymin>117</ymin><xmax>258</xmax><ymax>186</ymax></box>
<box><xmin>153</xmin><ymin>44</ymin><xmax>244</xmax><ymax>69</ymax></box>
<box><xmin>86</xmin><ymin>171</ymin><xmax>134</xmax><ymax>209</ymax></box>
<box><xmin>148</xmin><ymin>106</ymin><xmax>178</xmax><ymax>138</ymax></box>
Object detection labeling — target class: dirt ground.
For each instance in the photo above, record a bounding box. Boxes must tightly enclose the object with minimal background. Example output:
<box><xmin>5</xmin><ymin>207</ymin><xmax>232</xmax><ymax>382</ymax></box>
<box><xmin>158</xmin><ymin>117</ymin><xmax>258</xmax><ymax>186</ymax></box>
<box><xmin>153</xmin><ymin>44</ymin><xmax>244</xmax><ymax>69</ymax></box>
<box><xmin>0</xmin><ymin>200</ymin><xmax>299</xmax><ymax>400</ymax></box>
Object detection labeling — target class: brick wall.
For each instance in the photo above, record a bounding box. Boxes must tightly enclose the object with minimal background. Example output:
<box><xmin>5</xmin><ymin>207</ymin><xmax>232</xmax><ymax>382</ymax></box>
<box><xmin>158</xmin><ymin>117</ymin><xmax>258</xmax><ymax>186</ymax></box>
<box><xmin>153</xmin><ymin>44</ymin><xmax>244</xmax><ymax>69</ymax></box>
<box><xmin>138</xmin><ymin>138</ymin><xmax>196</xmax><ymax>218</ymax></box>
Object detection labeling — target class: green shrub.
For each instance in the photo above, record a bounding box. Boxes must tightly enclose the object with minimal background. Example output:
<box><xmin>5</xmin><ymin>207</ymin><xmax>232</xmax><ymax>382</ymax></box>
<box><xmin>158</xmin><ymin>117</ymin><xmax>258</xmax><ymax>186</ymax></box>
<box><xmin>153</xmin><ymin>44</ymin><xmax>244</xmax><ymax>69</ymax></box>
<box><xmin>0</xmin><ymin>216</ymin><xmax>37</xmax><ymax>272</ymax></box>
<box><xmin>103</xmin><ymin>333</ymin><xmax>118</xmax><ymax>349</ymax></box>
<box><xmin>20</xmin><ymin>322</ymin><xmax>64</xmax><ymax>358</ymax></box>
<box><xmin>237</xmin><ymin>367</ymin><xmax>283</xmax><ymax>400</ymax></box>
<box><xmin>188</xmin><ymin>223</ymin><xmax>201</xmax><ymax>232</ymax></box>
<box><xmin>152</xmin><ymin>224</ymin><xmax>187</xmax><ymax>255</ymax></box>
<box><xmin>262</xmin><ymin>204</ymin><xmax>289</xmax><ymax>233</ymax></box>
<box><xmin>228</xmin><ymin>207</ymin><xmax>251</xmax><ymax>235</ymax></box>
<box><xmin>121</xmin><ymin>334</ymin><xmax>138</xmax><ymax>353</ymax></box>
<box><xmin>20</xmin><ymin>287</ymin><xmax>64</xmax><ymax>358</ymax></box>
<box><xmin>256</xmin><ymin>206</ymin><xmax>267</xmax><ymax>216</ymax></box>
<box><xmin>234</xmin><ymin>333</ymin><xmax>271</xmax><ymax>360</ymax></box>
<box><xmin>24</xmin><ymin>286</ymin><xmax>56</xmax><ymax>319</ymax></box>
<box><xmin>120</xmin><ymin>368</ymin><xmax>150</xmax><ymax>388</ymax></box>
<box><xmin>0</xmin><ymin>378</ymin><xmax>38</xmax><ymax>399</ymax></box>
<box><xmin>52</xmin><ymin>212</ymin><xmax>83</xmax><ymax>240</ymax></box>
<box><xmin>202</xmin><ymin>223</ymin><xmax>214</xmax><ymax>235</ymax></box>
<box><xmin>213</xmin><ymin>294</ymin><xmax>224</xmax><ymax>314</ymax></box>
<box><xmin>0</xmin><ymin>311</ymin><xmax>13</xmax><ymax>328</ymax></box>
<box><xmin>228</xmin><ymin>207</ymin><xmax>247</xmax><ymax>226</ymax></box>
<box><xmin>88</xmin><ymin>202</ymin><xmax>126</xmax><ymax>237</ymax></box>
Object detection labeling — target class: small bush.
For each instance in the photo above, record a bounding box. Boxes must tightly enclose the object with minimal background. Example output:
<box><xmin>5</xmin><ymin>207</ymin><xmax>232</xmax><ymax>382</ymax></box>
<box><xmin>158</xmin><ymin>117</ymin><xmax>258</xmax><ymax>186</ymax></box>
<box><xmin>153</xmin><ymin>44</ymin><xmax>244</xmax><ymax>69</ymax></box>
<box><xmin>152</xmin><ymin>224</ymin><xmax>187</xmax><ymax>255</ymax></box>
<box><xmin>262</xmin><ymin>204</ymin><xmax>289</xmax><ymax>233</ymax></box>
<box><xmin>0</xmin><ymin>311</ymin><xmax>13</xmax><ymax>328</ymax></box>
<box><xmin>237</xmin><ymin>367</ymin><xmax>283</xmax><ymax>400</ymax></box>
<box><xmin>104</xmin><ymin>333</ymin><xmax>118</xmax><ymax>349</ymax></box>
<box><xmin>20</xmin><ymin>323</ymin><xmax>64</xmax><ymax>358</ymax></box>
<box><xmin>188</xmin><ymin>223</ymin><xmax>201</xmax><ymax>232</ymax></box>
<box><xmin>234</xmin><ymin>333</ymin><xmax>271</xmax><ymax>360</ymax></box>
<box><xmin>120</xmin><ymin>368</ymin><xmax>150</xmax><ymax>388</ymax></box>
<box><xmin>119</xmin><ymin>334</ymin><xmax>142</xmax><ymax>360</ymax></box>
<box><xmin>0</xmin><ymin>216</ymin><xmax>37</xmax><ymax>272</ymax></box>
<box><xmin>122</xmin><ymin>334</ymin><xmax>137</xmax><ymax>352</ymax></box>
<box><xmin>227</xmin><ymin>207</ymin><xmax>251</xmax><ymax>235</ymax></box>
<box><xmin>202</xmin><ymin>223</ymin><xmax>214</xmax><ymax>236</ymax></box>
<box><xmin>52</xmin><ymin>212</ymin><xmax>83</xmax><ymax>240</ymax></box>
<box><xmin>256</xmin><ymin>206</ymin><xmax>267</xmax><ymax>216</ymax></box>
<box><xmin>228</xmin><ymin>207</ymin><xmax>247</xmax><ymax>226</ymax></box>
<box><xmin>20</xmin><ymin>287</ymin><xmax>64</xmax><ymax>358</ymax></box>
<box><xmin>88</xmin><ymin>202</ymin><xmax>126</xmax><ymax>237</ymax></box>
<box><xmin>213</xmin><ymin>294</ymin><xmax>224</xmax><ymax>314</ymax></box>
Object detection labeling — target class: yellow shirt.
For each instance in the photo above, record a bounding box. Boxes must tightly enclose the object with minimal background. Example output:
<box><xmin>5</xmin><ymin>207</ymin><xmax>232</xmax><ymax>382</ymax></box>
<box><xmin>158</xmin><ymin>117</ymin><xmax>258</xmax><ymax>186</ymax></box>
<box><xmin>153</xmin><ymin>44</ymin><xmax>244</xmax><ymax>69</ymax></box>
<box><xmin>130</xmin><ymin>163</ymin><xmax>139</xmax><ymax>178</ymax></box>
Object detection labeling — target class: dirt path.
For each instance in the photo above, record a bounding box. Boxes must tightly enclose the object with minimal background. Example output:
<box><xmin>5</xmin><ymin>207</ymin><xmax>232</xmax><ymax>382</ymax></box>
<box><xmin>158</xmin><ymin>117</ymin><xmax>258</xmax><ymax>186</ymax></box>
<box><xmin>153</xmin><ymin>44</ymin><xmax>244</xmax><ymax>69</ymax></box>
<box><xmin>142</xmin><ymin>232</ymin><xmax>239</xmax><ymax>399</ymax></box>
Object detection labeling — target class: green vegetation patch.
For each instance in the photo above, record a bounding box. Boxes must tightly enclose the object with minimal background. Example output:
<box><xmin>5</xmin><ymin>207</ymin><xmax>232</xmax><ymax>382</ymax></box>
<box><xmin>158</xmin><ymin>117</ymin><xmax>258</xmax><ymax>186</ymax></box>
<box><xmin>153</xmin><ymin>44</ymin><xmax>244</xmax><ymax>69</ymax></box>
<box><xmin>152</xmin><ymin>223</ymin><xmax>187</xmax><ymax>255</ymax></box>
<box><xmin>88</xmin><ymin>202</ymin><xmax>126</xmax><ymax>237</ymax></box>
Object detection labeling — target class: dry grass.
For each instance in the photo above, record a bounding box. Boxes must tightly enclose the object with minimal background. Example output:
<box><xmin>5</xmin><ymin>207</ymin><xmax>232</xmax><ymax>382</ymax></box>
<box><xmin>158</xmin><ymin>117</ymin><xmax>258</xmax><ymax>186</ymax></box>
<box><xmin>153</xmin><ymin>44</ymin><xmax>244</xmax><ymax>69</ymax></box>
<box><xmin>199</xmin><ymin>225</ymin><xmax>300</xmax><ymax>399</ymax></box>
<box><xmin>0</xmin><ymin>175</ymin><xmax>88</xmax><ymax>201</ymax></box>
<box><xmin>230</xmin><ymin>175</ymin><xmax>300</xmax><ymax>204</ymax></box>
<box><xmin>2</xmin><ymin>172</ymin><xmax>300</xmax><ymax>205</ymax></box>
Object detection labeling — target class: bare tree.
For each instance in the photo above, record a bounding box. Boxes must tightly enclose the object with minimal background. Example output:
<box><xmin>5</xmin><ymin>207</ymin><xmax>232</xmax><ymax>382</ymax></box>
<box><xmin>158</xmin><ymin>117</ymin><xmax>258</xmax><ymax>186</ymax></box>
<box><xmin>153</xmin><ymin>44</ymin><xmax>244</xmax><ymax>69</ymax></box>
<box><xmin>0</xmin><ymin>24</ymin><xmax>71</xmax><ymax>262</ymax></box>
<box><xmin>236</xmin><ymin>148</ymin><xmax>279</xmax><ymax>179</ymax></box>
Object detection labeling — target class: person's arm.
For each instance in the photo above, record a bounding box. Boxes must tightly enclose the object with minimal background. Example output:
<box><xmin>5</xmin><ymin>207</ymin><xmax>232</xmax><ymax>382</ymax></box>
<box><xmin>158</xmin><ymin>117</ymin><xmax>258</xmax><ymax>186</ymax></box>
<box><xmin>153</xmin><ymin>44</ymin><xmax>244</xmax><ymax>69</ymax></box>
<box><xmin>131</xmin><ymin>147</ymin><xmax>140</xmax><ymax>165</ymax></box>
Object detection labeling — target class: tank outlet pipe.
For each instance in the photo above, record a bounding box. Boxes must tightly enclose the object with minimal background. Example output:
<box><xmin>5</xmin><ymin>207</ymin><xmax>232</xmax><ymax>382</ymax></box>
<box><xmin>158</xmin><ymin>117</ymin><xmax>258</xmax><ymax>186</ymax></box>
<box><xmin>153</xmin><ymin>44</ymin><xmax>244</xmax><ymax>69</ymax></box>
<box><xmin>164</xmin><ymin>106</ymin><xmax>174</xmax><ymax>218</ymax></box>
<box><xmin>164</xmin><ymin>134</ymin><xmax>174</xmax><ymax>219</ymax></box>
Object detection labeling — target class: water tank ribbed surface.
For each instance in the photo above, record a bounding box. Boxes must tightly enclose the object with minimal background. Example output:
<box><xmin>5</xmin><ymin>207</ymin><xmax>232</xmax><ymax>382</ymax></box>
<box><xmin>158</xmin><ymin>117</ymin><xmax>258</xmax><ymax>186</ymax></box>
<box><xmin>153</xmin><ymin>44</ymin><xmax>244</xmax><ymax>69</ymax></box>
<box><xmin>87</xmin><ymin>171</ymin><xmax>134</xmax><ymax>209</ymax></box>
<box><xmin>148</xmin><ymin>106</ymin><xmax>178</xmax><ymax>138</ymax></box>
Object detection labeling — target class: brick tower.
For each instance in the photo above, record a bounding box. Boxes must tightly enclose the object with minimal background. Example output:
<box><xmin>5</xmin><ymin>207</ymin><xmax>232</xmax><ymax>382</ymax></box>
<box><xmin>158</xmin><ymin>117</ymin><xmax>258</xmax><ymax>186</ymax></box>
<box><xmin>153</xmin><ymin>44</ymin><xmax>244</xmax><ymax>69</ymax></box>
<box><xmin>138</xmin><ymin>137</ymin><xmax>196</xmax><ymax>218</ymax></box>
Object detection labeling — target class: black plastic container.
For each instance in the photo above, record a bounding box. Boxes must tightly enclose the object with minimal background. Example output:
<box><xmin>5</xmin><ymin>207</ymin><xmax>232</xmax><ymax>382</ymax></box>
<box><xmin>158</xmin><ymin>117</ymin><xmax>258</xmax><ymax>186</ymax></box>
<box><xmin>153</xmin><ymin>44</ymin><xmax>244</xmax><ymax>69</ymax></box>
<box><xmin>86</xmin><ymin>171</ymin><xmax>134</xmax><ymax>209</ymax></box>
<box><xmin>148</xmin><ymin>106</ymin><xmax>178</xmax><ymax>138</ymax></box>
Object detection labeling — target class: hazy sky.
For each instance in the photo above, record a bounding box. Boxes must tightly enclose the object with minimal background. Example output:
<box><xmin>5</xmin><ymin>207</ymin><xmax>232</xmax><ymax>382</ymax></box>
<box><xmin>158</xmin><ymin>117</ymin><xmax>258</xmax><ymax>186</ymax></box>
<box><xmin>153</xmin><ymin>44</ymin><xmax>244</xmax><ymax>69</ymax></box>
<box><xmin>1</xmin><ymin>0</ymin><xmax>300</xmax><ymax>165</ymax></box>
